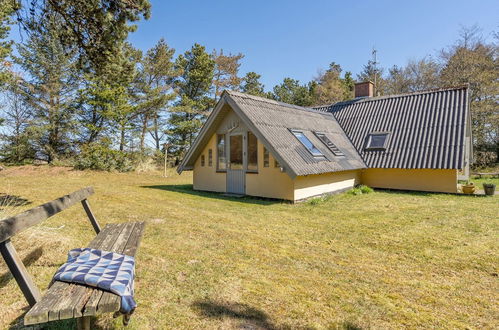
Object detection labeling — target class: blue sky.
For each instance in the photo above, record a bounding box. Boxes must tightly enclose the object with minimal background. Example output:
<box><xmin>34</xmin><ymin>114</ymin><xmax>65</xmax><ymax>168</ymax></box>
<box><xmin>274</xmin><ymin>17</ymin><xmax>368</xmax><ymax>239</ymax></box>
<box><xmin>128</xmin><ymin>0</ymin><xmax>498</xmax><ymax>91</ymax></box>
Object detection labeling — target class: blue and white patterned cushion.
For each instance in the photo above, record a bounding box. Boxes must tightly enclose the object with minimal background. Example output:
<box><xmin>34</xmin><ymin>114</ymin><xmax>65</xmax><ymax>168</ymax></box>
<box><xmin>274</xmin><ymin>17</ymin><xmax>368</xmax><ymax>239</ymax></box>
<box><xmin>53</xmin><ymin>248</ymin><xmax>136</xmax><ymax>314</ymax></box>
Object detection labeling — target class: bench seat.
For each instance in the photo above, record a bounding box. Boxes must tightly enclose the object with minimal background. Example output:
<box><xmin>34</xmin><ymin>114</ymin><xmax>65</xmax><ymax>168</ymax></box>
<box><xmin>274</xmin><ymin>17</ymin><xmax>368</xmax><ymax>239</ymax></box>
<box><xmin>24</xmin><ymin>222</ymin><xmax>145</xmax><ymax>326</ymax></box>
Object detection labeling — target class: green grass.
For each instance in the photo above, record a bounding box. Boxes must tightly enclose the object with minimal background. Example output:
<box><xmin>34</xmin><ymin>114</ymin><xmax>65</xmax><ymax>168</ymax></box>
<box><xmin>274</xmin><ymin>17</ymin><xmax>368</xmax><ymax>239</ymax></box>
<box><xmin>0</xmin><ymin>166</ymin><xmax>498</xmax><ymax>329</ymax></box>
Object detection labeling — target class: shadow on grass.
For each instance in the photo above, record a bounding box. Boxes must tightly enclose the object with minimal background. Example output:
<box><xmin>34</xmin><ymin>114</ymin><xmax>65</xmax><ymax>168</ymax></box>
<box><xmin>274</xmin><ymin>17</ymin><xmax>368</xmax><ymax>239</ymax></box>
<box><xmin>0</xmin><ymin>247</ymin><xmax>43</xmax><ymax>289</ymax></box>
<box><xmin>192</xmin><ymin>301</ymin><xmax>278</xmax><ymax>329</ymax></box>
<box><xmin>0</xmin><ymin>194</ymin><xmax>32</xmax><ymax>209</ymax></box>
<box><xmin>192</xmin><ymin>300</ymin><xmax>362</xmax><ymax>329</ymax></box>
<box><xmin>9</xmin><ymin>313</ymin><xmax>75</xmax><ymax>330</ymax></box>
<box><xmin>141</xmin><ymin>184</ymin><xmax>286</xmax><ymax>206</ymax></box>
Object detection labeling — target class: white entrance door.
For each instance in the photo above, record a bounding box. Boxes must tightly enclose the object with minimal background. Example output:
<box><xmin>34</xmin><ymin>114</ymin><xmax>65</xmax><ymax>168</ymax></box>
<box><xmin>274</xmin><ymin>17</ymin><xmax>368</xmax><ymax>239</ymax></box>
<box><xmin>226</xmin><ymin>133</ymin><xmax>245</xmax><ymax>194</ymax></box>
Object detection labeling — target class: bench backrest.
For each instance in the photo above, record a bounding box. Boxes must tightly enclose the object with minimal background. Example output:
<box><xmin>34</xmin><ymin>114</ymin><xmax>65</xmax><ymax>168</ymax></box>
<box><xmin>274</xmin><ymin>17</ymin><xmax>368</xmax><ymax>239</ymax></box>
<box><xmin>0</xmin><ymin>187</ymin><xmax>101</xmax><ymax>306</ymax></box>
<box><xmin>0</xmin><ymin>187</ymin><xmax>96</xmax><ymax>243</ymax></box>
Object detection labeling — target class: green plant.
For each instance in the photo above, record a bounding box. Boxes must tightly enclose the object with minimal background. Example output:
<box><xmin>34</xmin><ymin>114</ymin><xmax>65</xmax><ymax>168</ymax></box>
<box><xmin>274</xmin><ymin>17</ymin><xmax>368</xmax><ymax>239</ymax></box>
<box><xmin>74</xmin><ymin>142</ymin><xmax>138</xmax><ymax>172</ymax></box>
<box><xmin>349</xmin><ymin>185</ymin><xmax>374</xmax><ymax>196</ymax></box>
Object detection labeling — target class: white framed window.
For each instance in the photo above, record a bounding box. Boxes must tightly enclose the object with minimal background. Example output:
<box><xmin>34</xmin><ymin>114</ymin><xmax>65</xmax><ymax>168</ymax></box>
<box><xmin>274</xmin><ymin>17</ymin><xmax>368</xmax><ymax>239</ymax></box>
<box><xmin>365</xmin><ymin>132</ymin><xmax>389</xmax><ymax>150</ymax></box>
<box><xmin>290</xmin><ymin>129</ymin><xmax>324</xmax><ymax>157</ymax></box>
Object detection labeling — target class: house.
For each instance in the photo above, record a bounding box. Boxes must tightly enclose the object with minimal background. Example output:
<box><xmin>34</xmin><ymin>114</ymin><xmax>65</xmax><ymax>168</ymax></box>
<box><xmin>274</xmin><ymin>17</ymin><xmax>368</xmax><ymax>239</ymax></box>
<box><xmin>177</xmin><ymin>82</ymin><xmax>472</xmax><ymax>202</ymax></box>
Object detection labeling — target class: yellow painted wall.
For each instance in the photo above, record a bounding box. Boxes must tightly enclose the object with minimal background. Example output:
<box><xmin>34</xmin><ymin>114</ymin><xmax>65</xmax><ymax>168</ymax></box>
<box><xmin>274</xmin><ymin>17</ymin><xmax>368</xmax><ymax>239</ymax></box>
<box><xmin>193</xmin><ymin>134</ymin><xmax>226</xmax><ymax>192</ymax></box>
<box><xmin>245</xmin><ymin>141</ymin><xmax>295</xmax><ymax>200</ymax></box>
<box><xmin>293</xmin><ymin>170</ymin><xmax>361</xmax><ymax>201</ymax></box>
<box><xmin>361</xmin><ymin>168</ymin><xmax>458</xmax><ymax>193</ymax></box>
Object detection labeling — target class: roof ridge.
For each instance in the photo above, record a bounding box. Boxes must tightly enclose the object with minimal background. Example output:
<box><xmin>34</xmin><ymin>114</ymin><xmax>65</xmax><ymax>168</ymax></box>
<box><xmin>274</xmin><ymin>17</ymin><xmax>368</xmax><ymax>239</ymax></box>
<box><xmin>224</xmin><ymin>90</ymin><xmax>333</xmax><ymax>116</ymax></box>
<box><xmin>315</xmin><ymin>85</ymin><xmax>469</xmax><ymax>109</ymax></box>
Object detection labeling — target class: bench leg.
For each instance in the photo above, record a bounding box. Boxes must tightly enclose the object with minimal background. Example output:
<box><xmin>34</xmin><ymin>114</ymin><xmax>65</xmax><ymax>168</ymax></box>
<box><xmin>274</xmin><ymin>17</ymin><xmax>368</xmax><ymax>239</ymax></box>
<box><xmin>77</xmin><ymin>316</ymin><xmax>91</xmax><ymax>330</ymax></box>
<box><xmin>0</xmin><ymin>239</ymin><xmax>41</xmax><ymax>306</ymax></box>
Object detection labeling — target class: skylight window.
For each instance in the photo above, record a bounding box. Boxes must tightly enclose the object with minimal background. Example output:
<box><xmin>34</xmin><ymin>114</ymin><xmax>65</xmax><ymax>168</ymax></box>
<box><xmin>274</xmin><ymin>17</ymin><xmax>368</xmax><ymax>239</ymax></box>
<box><xmin>290</xmin><ymin>130</ymin><xmax>324</xmax><ymax>157</ymax></box>
<box><xmin>365</xmin><ymin>133</ymin><xmax>389</xmax><ymax>150</ymax></box>
<box><xmin>314</xmin><ymin>132</ymin><xmax>344</xmax><ymax>156</ymax></box>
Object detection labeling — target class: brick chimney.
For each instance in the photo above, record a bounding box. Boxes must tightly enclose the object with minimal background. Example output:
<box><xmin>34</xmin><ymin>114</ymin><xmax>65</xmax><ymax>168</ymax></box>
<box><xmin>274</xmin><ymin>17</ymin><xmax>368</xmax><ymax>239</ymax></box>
<box><xmin>354</xmin><ymin>81</ymin><xmax>374</xmax><ymax>98</ymax></box>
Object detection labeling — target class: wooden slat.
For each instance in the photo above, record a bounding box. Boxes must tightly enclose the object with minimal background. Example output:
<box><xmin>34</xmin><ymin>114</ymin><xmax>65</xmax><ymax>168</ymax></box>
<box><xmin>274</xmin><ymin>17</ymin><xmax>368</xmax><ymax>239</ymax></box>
<box><xmin>122</xmin><ymin>222</ymin><xmax>146</xmax><ymax>257</ymax></box>
<box><xmin>24</xmin><ymin>224</ymin><xmax>121</xmax><ymax>325</ymax></box>
<box><xmin>99</xmin><ymin>222</ymin><xmax>146</xmax><ymax>314</ymax></box>
<box><xmin>0</xmin><ymin>187</ymin><xmax>94</xmax><ymax>243</ymax></box>
<box><xmin>84</xmin><ymin>223</ymin><xmax>137</xmax><ymax>316</ymax></box>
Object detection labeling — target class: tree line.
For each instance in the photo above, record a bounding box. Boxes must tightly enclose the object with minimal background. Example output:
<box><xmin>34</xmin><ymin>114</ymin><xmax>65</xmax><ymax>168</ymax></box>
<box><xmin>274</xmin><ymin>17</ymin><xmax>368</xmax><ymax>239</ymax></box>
<box><xmin>0</xmin><ymin>1</ymin><xmax>497</xmax><ymax>170</ymax></box>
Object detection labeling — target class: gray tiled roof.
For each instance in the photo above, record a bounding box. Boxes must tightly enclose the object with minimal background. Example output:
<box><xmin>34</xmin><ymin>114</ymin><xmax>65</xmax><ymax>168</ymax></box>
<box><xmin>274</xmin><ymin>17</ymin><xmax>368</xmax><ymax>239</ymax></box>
<box><xmin>225</xmin><ymin>91</ymin><xmax>366</xmax><ymax>176</ymax></box>
<box><xmin>178</xmin><ymin>90</ymin><xmax>366</xmax><ymax>178</ymax></box>
<box><xmin>314</xmin><ymin>86</ymin><xmax>470</xmax><ymax>169</ymax></box>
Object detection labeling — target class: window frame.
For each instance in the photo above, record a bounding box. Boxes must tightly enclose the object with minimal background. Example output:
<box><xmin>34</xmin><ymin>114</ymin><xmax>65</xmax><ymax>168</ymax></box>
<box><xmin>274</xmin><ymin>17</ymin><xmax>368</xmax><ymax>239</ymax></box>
<box><xmin>216</xmin><ymin>134</ymin><xmax>227</xmax><ymax>172</ymax></box>
<box><xmin>208</xmin><ymin>149</ymin><xmax>213</xmax><ymax>167</ymax></box>
<box><xmin>313</xmin><ymin>132</ymin><xmax>344</xmax><ymax>156</ymax></box>
<box><xmin>365</xmin><ymin>132</ymin><xmax>390</xmax><ymax>151</ymax></box>
<box><xmin>263</xmin><ymin>147</ymin><xmax>270</xmax><ymax>167</ymax></box>
<box><xmin>201</xmin><ymin>154</ymin><xmax>205</xmax><ymax>167</ymax></box>
<box><xmin>247</xmin><ymin>131</ymin><xmax>258</xmax><ymax>172</ymax></box>
<box><xmin>289</xmin><ymin>129</ymin><xmax>325</xmax><ymax>158</ymax></box>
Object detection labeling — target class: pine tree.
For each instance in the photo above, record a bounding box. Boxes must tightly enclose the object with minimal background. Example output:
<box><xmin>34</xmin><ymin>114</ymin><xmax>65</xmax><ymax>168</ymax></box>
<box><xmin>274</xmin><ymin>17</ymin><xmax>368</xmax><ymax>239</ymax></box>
<box><xmin>0</xmin><ymin>0</ymin><xmax>17</xmax><ymax>85</ymax></box>
<box><xmin>106</xmin><ymin>43</ymin><xmax>142</xmax><ymax>151</ymax></box>
<box><xmin>0</xmin><ymin>82</ymin><xmax>36</xmax><ymax>162</ymax></box>
<box><xmin>168</xmin><ymin>43</ymin><xmax>214</xmax><ymax>155</ymax></box>
<box><xmin>271</xmin><ymin>78</ymin><xmax>314</xmax><ymax>106</ymax></box>
<box><xmin>136</xmin><ymin>38</ymin><xmax>176</xmax><ymax>152</ymax></box>
<box><xmin>212</xmin><ymin>49</ymin><xmax>244</xmax><ymax>102</ymax></box>
<box><xmin>357</xmin><ymin>59</ymin><xmax>386</xmax><ymax>96</ymax></box>
<box><xmin>15</xmin><ymin>12</ymin><xmax>79</xmax><ymax>162</ymax></box>
<box><xmin>241</xmin><ymin>72</ymin><xmax>265</xmax><ymax>97</ymax></box>
<box><xmin>16</xmin><ymin>0</ymin><xmax>151</xmax><ymax>74</ymax></box>
<box><xmin>312</xmin><ymin>62</ymin><xmax>353</xmax><ymax>104</ymax></box>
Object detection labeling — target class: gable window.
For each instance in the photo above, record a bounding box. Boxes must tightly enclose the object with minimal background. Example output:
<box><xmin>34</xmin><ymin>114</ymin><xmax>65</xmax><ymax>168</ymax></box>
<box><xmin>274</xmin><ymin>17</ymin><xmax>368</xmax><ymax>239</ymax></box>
<box><xmin>208</xmin><ymin>149</ymin><xmax>213</xmax><ymax>167</ymax></box>
<box><xmin>263</xmin><ymin>147</ymin><xmax>269</xmax><ymax>167</ymax></box>
<box><xmin>274</xmin><ymin>159</ymin><xmax>280</xmax><ymax>168</ymax></box>
<box><xmin>290</xmin><ymin>130</ymin><xmax>324</xmax><ymax>157</ymax></box>
<box><xmin>217</xmin><ymin>134</ymin><xmax>227</xmax><ymax>170</ymax></box>
<box><xmin>201</xmin><ymin>154</ymin><xmax>205</xmax><ymax>167</ymax></box>
<box><xmin>365</xmin><ymin>133</ymin><xmax>389</xmax><ymax>150</ymax></box>
<box><xmin>247</xmin><ymin>132</ymin><xmax>258</xmax><ymax>172</ymax></box>
<box><xmin>314</xmin><ymin>132</ymin><xmax>344</xmax><ymax>156</ymax></box>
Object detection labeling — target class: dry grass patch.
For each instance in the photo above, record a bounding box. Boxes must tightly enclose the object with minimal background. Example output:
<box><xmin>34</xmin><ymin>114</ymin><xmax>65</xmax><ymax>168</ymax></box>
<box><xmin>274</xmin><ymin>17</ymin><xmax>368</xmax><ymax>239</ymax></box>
<box><xmin>0</xmin><ymin>166</ymin><xmax>497</xmax><ymax>329</ymax></box>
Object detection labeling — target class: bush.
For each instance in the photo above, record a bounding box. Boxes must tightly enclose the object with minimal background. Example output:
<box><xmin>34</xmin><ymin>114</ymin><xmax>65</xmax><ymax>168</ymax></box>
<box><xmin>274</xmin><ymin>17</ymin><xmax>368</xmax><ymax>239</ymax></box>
<box><xmin>349</xmin><ymin>185</ymin><xmax>374</xmax><ymax>196</ymax></box>
<box><xmin>75</xmin><ymin>143</ymin><xmax>138</xmax><ymax>172</ymax></box>
<box><xmin>473</xmin><ymin>151</ymin><xmax>497</xmax><ymax>169</ymax></box>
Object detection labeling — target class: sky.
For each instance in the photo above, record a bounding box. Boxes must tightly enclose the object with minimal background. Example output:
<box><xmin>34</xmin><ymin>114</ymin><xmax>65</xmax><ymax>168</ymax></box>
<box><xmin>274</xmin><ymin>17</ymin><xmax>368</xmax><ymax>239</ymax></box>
<box><xmin>127</xmin><ymin>0</ymin><xmax>498</xmax><ymax>91</ymax></box>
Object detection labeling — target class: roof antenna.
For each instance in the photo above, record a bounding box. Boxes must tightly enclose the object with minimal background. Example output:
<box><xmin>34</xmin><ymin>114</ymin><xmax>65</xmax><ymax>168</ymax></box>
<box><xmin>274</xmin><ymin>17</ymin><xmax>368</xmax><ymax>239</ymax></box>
<box><xmin>372</xmin><ymin>46</ymin><xmax>378</xmax><ymax>96</ymax></box>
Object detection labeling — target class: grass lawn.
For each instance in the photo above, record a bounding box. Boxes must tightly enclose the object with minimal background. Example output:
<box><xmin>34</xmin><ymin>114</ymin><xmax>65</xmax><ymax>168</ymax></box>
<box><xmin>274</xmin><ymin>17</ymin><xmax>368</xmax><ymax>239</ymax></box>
<box><xmin>0</xmin><ymin>166</ymin><xmax>498</xmax><ymax>329</ymax></box>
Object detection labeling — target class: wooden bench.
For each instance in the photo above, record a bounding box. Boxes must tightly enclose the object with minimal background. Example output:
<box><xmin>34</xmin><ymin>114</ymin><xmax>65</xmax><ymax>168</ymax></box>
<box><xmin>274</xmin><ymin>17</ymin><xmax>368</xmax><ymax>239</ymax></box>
<box><xmin>0</xmin><ymin>187</ymin><xmax>145</xmax><ymax>329</ymax></box>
